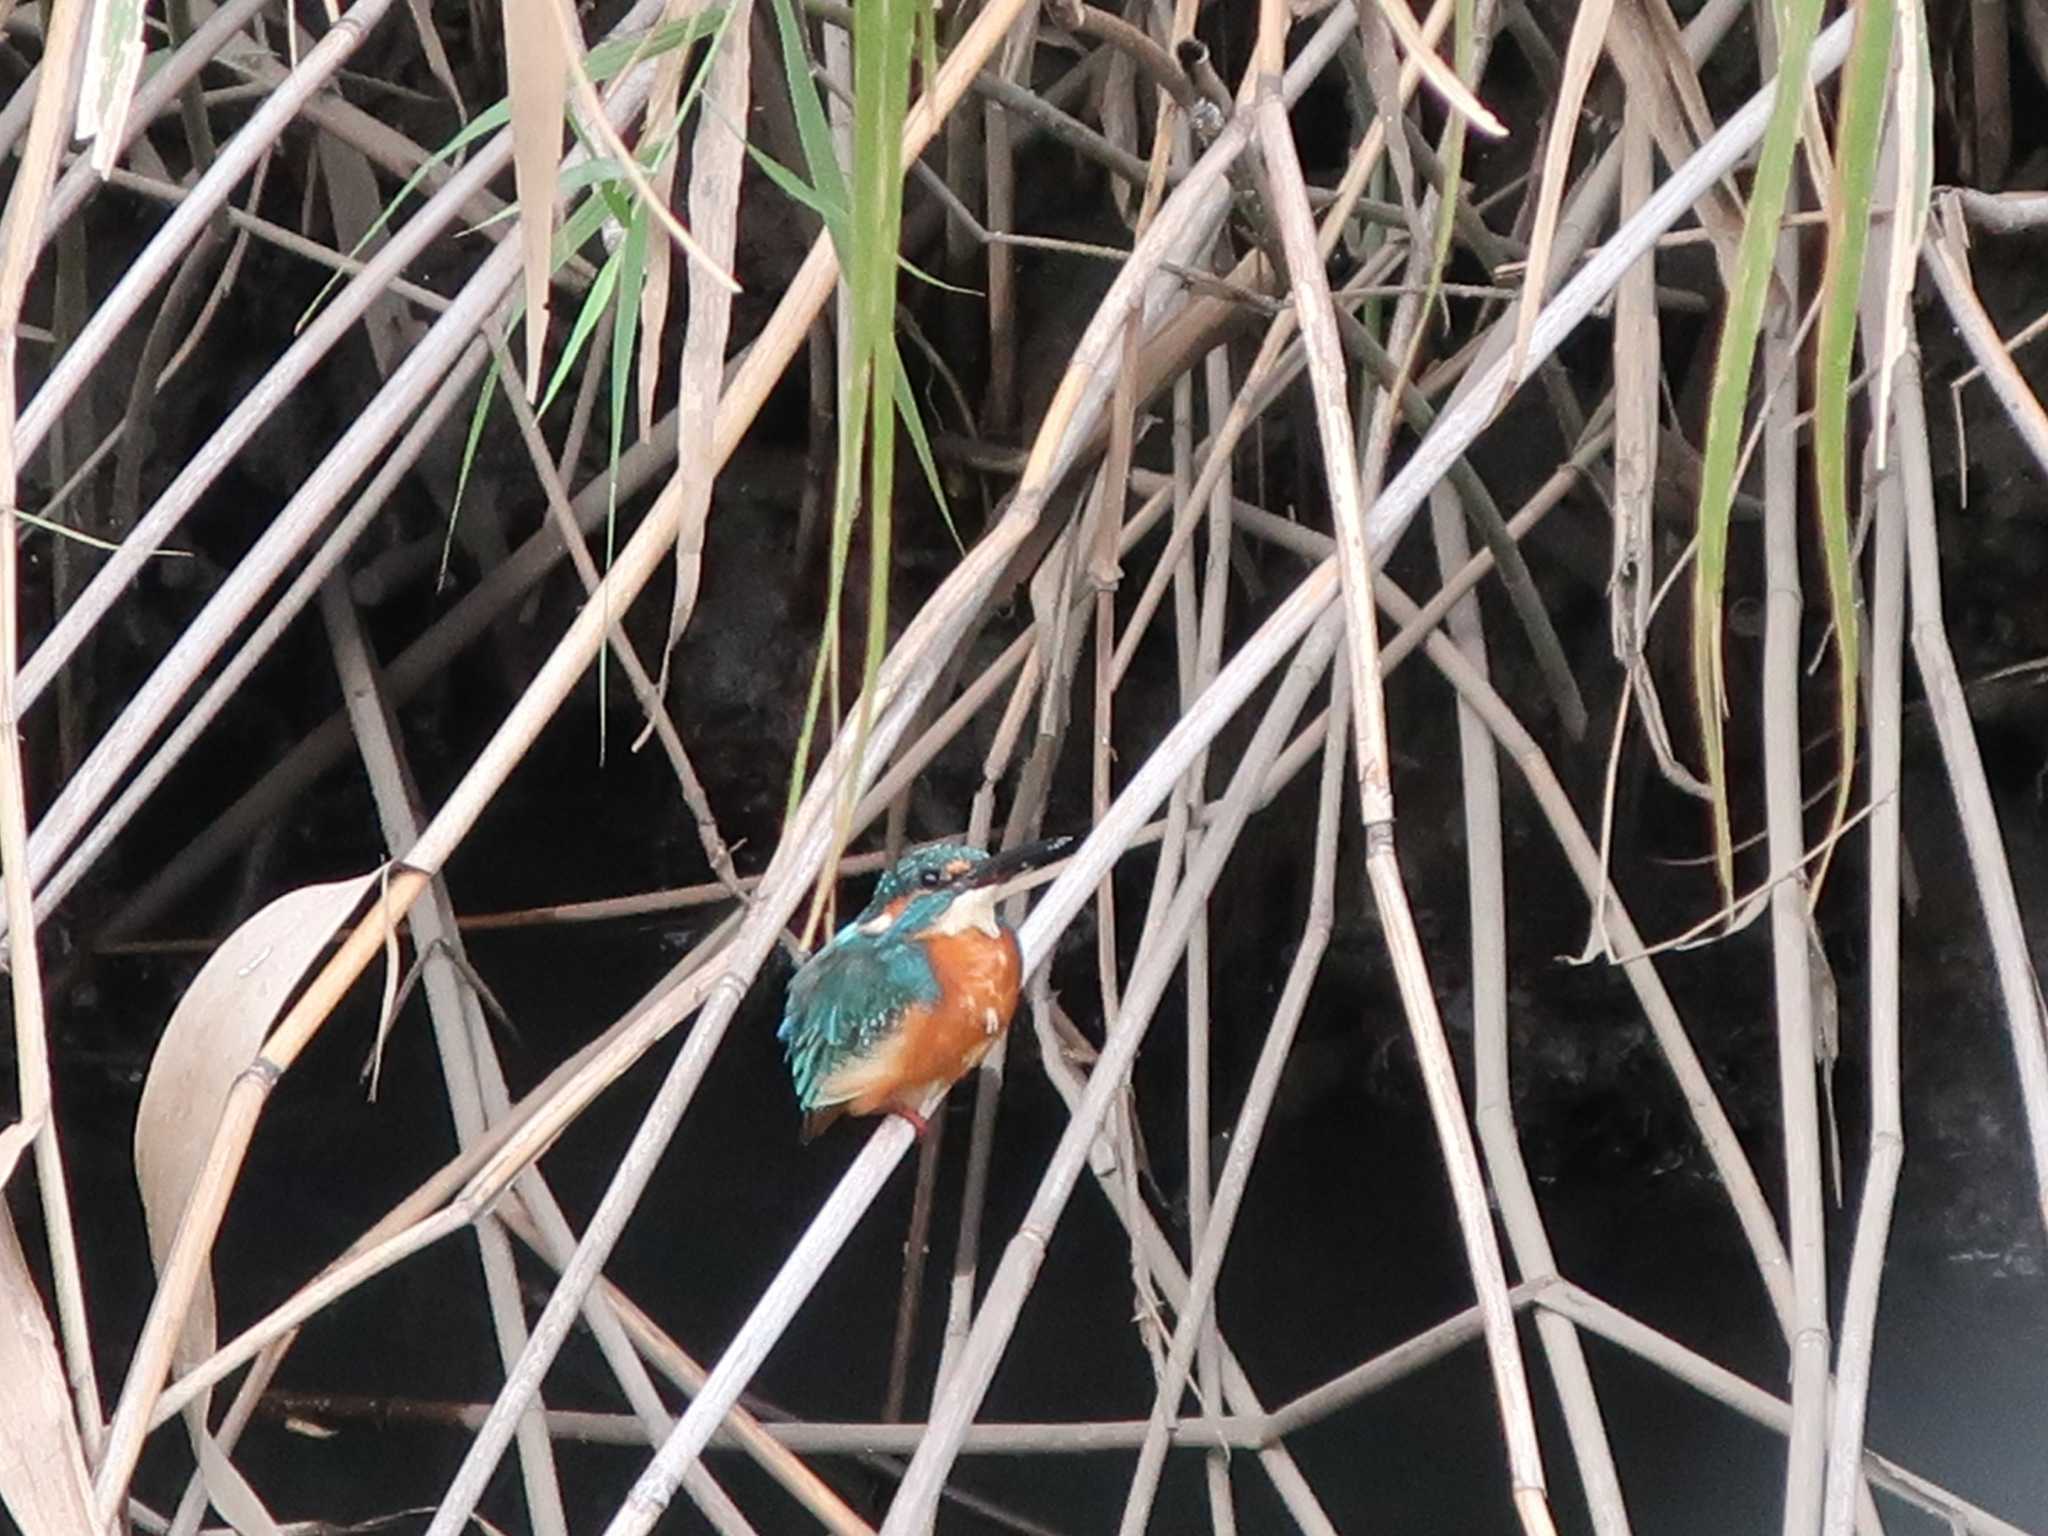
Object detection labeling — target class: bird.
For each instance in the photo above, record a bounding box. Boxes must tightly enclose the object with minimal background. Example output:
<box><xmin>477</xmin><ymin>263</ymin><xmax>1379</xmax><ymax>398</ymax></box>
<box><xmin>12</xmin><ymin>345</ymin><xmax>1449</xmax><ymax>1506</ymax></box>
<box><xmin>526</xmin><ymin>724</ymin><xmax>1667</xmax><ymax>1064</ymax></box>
<box><xmin>778</xmin><ymin>837</ymin><xmax>1072</xmax><ymax>1141</ymax></box>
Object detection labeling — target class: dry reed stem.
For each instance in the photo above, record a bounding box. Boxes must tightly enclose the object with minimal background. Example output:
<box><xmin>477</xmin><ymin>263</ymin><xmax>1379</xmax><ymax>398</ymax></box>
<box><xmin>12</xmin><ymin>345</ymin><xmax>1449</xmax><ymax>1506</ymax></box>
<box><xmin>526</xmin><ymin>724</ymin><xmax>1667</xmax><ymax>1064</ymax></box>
<box><xmin>84</xmin><ymin>6</ymin><xmax>704</xmax><ymax>1499</ymax></box>
<box><xmin>879</xmin><ymin>25</ymin><xmax>1858</xmax><ymax>1523</ymax></box>
<box><xmin>156</xmin><ymin>1202</ymin><xmax>481</xmax><ymax>1428</ymax></box>
<box><xmin>979</xmin><ymin>0</ymin><xmax>1036</xmax><ymax>436</ymax></box>
<box><xmin>17</xmin><ymin>0</ymin><xmax>1994</xmax><ymax>1529</ymax></box>
<box><xmin>28</xmin><ymin>344</ymin><xmax>491</xmax><ymax>933</ymax></box>
<box><xmin>152</xmin><ymin>919</ymin><xmax>746</xmax><ymax>1434</ymax></box>
<box><xmin>103</xmin><ymin>166</ymin><xmax>453</xmax><ymax>313</ymax></box>
<box><xmin>1257</xmin><ymin>79</ymin><xmax>1553</xmax><ymax>1532</ymax></box>
<box><xmin>1108</xmin><ymin>244</ymin><xmax>1410</xmax><ymax>693</ymax></box>
<box><xmin>1916</xmin><ymin>214</ymin><xmax>2048</xmax><ymax>1236</ymax></box>
<box><xmin>909</xmin><ymin>617</ymin><xmax>1064</xmax><ymax>1420</ymax></box>
<box><xmin>11</xmin><ymin>22</ymin><xmax>646</xmax><ymax>931</ymax></box>
<box><xmin>1820</xmin><ymin>255</ymin><xmax>1912</xmax><ymax>1536</ymax></box>
<box><xmin>320</xmin><ymin>581</ymin><xmax>571</xmax><ymax>1536</ymax></box>
<box><xmin>579</xmin><ymin>105</ymin><xmax>1261</xmax><ymax>1536</ymax></box>
<box><xmin>1108</xmin><ymin>0</ymin><xmax>1469</xmax><ymax>695</ymax></box>
<box><xmin>255</xmin><ymin>1392</ymin><xmax>1283</xmax><ymax>1452</ymax></box>
<box><xmin>598</xmin><ymin>1121</ymin><xmax>919</xmax><ymax>1535</ymax></box>
<box><xmin>1759</xmin><ymin>248</ymin><xmax>1830</xmax><ymax>1536</ymax></box>
<box><xmin>1093</xmin><ymin>341</ymin><xmax>1171</xmax><ymax>1421</ymax></box>
<box><xmin>163</xmin><ymin>24</ymin><xmax>1859</xmax><ymax>1531</ymax></box>
<box><xmin>1926</xmin><ymin>201</ymin><xmax>2048</xmax><ymax>476</ymax></box>
<box><xmin>331</xmin><ymin>0</ymin><xmax>1218</xmax><ymax>1523</ymax></box>
<box><xmin>347</xmin><ymin>1360</ymin><xmax>2010</xmax><ymax>1516</ymax></box>
<box><xmin>93</xmin><ymin>9</ymin><xmax>1336</xmax><ymax>957</ymax></box>
<box><xmin>493</xmin><ymin>1196</ymin><xmax>876</xmax><ymax>1534</ymax></box>
<box><xmin>1025</xmin><ymin>1000</ymin><xmax>1341</xmax><ymax>1536</ymax></box>
<box><xmin>13</xmin><ymin>0</ymin><xmax>401</xmax><ymax>583</ymax></box>
<box><xmin>925</xmin><ymin>649</ymin><xmax>1060</xmax><ymax>1408</ymax></box>
<box><xmin>0</xmin><ymin>0</ymin><xmax>104</xmax><ymax>1473</ymax></box>
<box><xmin>97</xmin><ymin>409</ymin><xmax>694</xmax><ymax>947</ymax></box>
<box><xmin>92</xmin><ymin>865</ymin><xmax>425</xmax><ymax>1519</ymax></box>
<box><xmin>479</xmin><ymin>324</ymin><xmax>739</xmax><ymax>886</ymax></box>
<box><xmin>1189</xmin><ymin>336</ymin><xmax>1241</xmax><ymax>1536</ymax></box>
<box><xmin>1431</xmin><ymin>483</ymin><xmax>1632</xmax><ymax>1536</ymax></box>
<box><xmin>876</xmin><ymin>603</ymin><xmax>1347</xmax><ymax>1534</ymax></box>
<box><xmin>1541</xmin><ymin>1283</ymin><xmax>2035</xmax><ymax>1536</ymax></box>
<box><xmin>1234</xmin><ymin>460</ymin><xmax>1803</xmax><ymax>1391</ymax></box>
<box><xmin>1112</xmin><ymin>625</ymin><xmax>1352</xmax><ymax>1535</ymax></box>
<box><xmin>1366</xmin><ymin>539</ymin><xmax>1891</xmax><ymax>1536</ymax></box>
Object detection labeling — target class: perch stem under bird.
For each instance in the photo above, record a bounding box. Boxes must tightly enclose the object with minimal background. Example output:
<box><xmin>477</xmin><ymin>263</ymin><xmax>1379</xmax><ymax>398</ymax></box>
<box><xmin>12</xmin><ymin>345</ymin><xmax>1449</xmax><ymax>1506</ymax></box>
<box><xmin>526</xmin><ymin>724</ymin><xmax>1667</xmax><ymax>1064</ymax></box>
<box><xmin>778</xmin><ymin>838</ymin><xmax>1073</xmax><ymax>1140</ymax></box>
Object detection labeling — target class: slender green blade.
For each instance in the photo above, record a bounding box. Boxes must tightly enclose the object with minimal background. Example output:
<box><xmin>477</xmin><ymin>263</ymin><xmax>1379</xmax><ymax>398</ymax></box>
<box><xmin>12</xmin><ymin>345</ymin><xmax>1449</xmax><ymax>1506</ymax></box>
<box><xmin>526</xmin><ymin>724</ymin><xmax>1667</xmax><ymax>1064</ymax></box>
<box><xmin>1690</xmin><ymin>0</ymin><xmax>1828</xmax><ymax>907</ymax></box>
<box><xmin>443</xmin><ymin>352</ymin><xmax>503</xmax><ymax>585</ymax></box>
<box><xmin>538</xmin><ymin>238</ymin><xmax>623</xmax><ymax>416</ymax></box>
<box><xmin>1808</xmin><ymin>0</ymin><xmax>1894</xmax><ymax>898</ymax></box>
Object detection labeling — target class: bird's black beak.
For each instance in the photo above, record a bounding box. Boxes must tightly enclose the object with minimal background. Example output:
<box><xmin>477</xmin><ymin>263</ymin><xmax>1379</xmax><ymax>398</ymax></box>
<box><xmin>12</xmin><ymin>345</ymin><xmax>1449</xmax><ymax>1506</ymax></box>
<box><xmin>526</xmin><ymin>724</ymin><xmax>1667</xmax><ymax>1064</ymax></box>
<box><xmin>953</xmin><ymin>835</ymin><xmax>1074</xmax><ymax>892</ymax></box>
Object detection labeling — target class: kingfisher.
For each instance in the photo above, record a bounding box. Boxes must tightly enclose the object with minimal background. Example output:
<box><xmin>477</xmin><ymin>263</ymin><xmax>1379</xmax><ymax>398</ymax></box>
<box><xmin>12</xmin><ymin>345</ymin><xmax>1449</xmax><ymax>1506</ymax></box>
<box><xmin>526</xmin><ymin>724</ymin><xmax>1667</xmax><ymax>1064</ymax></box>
<box><xmin>778</xmin><ymin>837</ymin><xmax>1072</xmax><ymax>1140</ymax></box>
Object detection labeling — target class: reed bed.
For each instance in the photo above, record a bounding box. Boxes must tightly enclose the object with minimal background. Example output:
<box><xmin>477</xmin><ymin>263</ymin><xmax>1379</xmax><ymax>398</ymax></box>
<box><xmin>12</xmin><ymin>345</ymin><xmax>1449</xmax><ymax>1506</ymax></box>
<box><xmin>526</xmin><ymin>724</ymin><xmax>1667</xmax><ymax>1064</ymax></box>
<box><xmin>2</xmin><ymin>0</ymin><xmax>2046</xmax><ymax>1531</ymax></box>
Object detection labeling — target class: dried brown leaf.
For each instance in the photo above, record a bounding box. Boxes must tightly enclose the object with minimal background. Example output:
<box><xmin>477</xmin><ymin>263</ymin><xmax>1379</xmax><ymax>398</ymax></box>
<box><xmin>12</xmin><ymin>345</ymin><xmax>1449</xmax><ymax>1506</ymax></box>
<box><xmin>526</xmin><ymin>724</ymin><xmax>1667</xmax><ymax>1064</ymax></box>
<box><xmin>318</xmin><ymin>136</ymin><xmax>415</xmax><ymax>378</ymax></box>
<box><xmin>1367</xmin><ymin>0</ymin><xmax>1505</xmax><ymax>138</ymax></box>
<box><xmin>505</xmin><ymin>0</ymin><xmax>569</xmax><ymax>394</ymax></box>
<box><xmin>0</xmin><ymin>1208</ymin><xmax>95</xmax><ymax>1536</ymax></box>
<box><xmin>635</xmin><ymin>0</ymin><xmax>698</xmax><ymax>438</ymax></box>
<box><xmin>404</xmin><ymin>0</ymin><xmax>468</xmax><ymax>118</ymax></box>
<box><xmin>548</xmin><ymin>0</ymin><xmax>738</xmax><ymax>297</ymax></box>
<box><xmin>1100</xmin><ymin>50</ymin><xmax>1138</xmax><ymax>225</ymax></box>
<box><xmin>645</xmin><ymin>0</ymin><xmax>750</xmax><ymax>709</ymax></box>
<box><xmin>1612</xmin><ymin>0</ymin><xmax>1746</xmax><ymax>278</ymax></box>
<box><xmin>136</xmin><ymin>872</ymin><xmax>385</xmax><ymax>1297</ymax></box>
<box><xmin>1510</xmin><ymin>0</ymin><xmax>1616</xmax><ymax>378</ymax></box>
<box><xmin>135</xmin><ymin>873</ymin><xmax>381</xmax><ymax>1536</ymax></box>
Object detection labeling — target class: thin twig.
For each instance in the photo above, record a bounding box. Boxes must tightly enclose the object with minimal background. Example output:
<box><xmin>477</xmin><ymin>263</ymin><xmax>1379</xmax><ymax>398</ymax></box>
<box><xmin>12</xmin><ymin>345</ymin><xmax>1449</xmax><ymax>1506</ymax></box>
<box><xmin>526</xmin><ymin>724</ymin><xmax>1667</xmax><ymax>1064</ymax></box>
<box><xmin>1029</xmin><ymin>988</ymin><xmax>1341</xmax><ymax>1534</ymax></box>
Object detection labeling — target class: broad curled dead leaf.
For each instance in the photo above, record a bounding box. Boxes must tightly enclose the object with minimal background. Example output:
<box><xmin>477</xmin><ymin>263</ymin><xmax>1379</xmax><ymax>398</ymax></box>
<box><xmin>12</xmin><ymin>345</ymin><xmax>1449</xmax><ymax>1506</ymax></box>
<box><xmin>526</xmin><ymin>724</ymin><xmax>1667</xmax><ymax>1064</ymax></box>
<box><xmin>134</xmin><ymin>870</ymin><xmax>382</xmax><ymax>1536</ymax></box>
<box><xmin>136</xmin><ymin>872</ymin><xmax>385</xmax><ymax>1274</ymax></box>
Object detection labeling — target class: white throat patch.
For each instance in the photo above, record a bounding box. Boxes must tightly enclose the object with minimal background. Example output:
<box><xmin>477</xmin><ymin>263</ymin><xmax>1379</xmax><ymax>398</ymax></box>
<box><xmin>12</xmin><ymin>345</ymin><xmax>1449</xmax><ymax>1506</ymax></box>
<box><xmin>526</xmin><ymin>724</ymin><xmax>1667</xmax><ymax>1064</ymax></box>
<box><xmin>925</xmin><ymin>886</ymin><xmax>1000</xmax><ymax>938</ymax></box>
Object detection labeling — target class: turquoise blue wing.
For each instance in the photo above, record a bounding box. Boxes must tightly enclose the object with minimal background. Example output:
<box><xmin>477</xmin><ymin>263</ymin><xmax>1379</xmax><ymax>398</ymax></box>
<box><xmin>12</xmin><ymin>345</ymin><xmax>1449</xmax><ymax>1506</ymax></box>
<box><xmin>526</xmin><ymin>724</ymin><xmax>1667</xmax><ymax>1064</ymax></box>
<box><xmin>778</xmin><ymin>934</ymin><xmax>939</xmax><ymax>1110</ymax></box>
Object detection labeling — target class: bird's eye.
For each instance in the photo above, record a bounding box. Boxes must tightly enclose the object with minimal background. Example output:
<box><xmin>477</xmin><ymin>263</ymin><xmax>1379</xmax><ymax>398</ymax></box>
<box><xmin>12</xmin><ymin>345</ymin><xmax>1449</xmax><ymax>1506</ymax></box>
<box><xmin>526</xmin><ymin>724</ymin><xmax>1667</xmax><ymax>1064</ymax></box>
<box><xmin>919</xmin><ymin>866</ymin><xmax>944</xmax><ymax>889</ymax></box>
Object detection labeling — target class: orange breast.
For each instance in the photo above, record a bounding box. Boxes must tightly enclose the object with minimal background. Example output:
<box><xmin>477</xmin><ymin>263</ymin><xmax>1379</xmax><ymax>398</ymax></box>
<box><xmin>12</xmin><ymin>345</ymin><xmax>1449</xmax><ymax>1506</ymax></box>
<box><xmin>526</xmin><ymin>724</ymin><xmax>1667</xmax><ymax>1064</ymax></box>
<box><xmin>839</xmin><ymin>927</ymin><xmax>1023</xmax><ymax>1118</ymax></box>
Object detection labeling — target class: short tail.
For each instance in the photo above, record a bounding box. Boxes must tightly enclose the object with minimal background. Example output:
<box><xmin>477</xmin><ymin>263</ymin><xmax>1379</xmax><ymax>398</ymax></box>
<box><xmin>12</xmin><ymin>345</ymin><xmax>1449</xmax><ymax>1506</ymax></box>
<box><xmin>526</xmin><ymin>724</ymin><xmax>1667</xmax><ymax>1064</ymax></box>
<box><xmin>799</xmin><ymin>1106</ymin><xmax>845</xmax><ymax>1144</ymax></box>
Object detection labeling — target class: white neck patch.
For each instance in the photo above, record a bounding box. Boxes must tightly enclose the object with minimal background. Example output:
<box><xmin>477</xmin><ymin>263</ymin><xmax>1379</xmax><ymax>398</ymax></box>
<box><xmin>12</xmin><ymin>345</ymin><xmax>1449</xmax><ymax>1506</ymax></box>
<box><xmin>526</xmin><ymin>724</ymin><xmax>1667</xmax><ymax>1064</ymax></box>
<box><xmin>924</xmin><ymin>886</ymin><xmax>1000</xmax><ymax>938</ymax></box>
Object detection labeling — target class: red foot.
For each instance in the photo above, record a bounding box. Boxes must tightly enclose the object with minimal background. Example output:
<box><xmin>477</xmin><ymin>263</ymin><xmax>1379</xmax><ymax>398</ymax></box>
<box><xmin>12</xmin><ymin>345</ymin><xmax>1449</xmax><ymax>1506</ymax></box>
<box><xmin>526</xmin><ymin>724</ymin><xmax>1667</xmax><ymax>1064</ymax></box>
<box><xmin>892</xmin><ymin>1107</ymin><xmax>932</xmax><ymax>1140</ymax></box>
